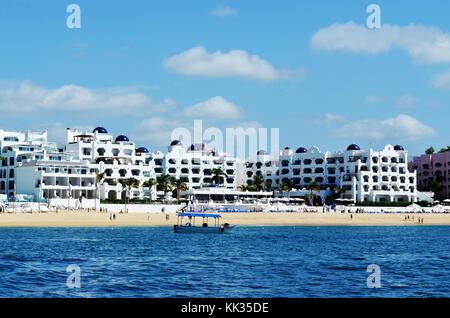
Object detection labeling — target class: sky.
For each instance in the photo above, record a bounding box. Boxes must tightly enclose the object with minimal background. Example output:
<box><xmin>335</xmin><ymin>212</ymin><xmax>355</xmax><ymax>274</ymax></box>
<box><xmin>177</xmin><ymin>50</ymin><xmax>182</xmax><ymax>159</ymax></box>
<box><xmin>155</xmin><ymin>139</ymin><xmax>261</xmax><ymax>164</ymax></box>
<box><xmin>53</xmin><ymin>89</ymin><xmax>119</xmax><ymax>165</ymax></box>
<box><xmin>0</xmin><ymin>0</ymin><xmax>449</xmax><ymax>158</ymax></box>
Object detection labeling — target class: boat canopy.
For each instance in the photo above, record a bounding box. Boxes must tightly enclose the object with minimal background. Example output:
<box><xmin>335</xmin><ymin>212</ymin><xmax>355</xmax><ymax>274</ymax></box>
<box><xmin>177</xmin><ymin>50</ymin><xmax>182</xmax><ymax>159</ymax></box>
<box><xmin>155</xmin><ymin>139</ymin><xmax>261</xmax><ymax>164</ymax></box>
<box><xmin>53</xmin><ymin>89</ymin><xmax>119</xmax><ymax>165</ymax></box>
<box><xmin>178</xmin><ymin>212</ymin><xmax>221</xmax><ymax>218</ymax></box>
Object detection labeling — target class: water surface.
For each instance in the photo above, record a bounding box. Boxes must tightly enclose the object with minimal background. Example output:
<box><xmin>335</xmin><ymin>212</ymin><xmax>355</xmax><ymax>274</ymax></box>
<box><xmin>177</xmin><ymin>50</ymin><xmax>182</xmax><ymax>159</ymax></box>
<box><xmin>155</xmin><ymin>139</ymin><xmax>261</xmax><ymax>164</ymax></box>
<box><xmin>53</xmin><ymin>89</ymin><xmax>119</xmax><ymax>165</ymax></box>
<box><xmin>0</xmin><ymin>226</ymin><xmax>448</xmax><ymax>297</ymax></box>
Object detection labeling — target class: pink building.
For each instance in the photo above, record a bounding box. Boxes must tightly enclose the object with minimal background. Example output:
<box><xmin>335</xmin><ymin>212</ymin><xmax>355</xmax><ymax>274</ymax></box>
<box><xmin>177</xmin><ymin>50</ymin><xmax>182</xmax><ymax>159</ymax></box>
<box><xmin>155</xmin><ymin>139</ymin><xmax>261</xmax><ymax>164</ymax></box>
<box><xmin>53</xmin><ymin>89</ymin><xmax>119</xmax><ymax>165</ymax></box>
<box><xmin>409</xmin><ymin>151</ymin><xmax>450</xmax><ymax>200</ymax></box>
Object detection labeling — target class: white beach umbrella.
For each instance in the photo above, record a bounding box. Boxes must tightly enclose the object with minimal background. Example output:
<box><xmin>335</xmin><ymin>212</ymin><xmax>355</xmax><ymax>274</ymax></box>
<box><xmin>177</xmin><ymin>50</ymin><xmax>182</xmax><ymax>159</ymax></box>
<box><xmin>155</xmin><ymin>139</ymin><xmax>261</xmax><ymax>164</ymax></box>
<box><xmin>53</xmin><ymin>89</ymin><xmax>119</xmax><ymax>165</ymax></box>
<box><xmin>407</xmin><ymin>203</ymin><xmax>421</xmax><ymax>211</ymax></box>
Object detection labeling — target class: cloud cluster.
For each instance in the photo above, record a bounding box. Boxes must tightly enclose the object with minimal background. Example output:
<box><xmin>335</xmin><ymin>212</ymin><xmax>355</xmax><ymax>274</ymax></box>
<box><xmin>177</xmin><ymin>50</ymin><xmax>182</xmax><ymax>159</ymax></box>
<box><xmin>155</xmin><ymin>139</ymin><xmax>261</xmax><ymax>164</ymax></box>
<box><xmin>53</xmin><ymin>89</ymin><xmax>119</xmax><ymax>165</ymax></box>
<box><xmin>332</xmin><ymin>114</ymin><xmax>436</xmax><ymax>141</ymax></box>
<box><xmin>311</xmin><ymin>21</ymin><xmax>450</xmax><ymax>64</ymax></box>
<box><xmin>210</xmin><ymin>6</ymin><xmax>239</xmax><ymax>17</ymax></box>
<box><xmin>183</xmin><ymin>96</ymin><xmax>244</xmax><ymax>119</ymax></box>
<box><xmin>0</xmin><ymin>80</ymin><xmax>175</xmax><ymax>115</ymax></box>
<box><xmin>163</xmin><ymin>46</ymin><xmax>304</xmax><ymax>81</ymax></box>
<box><xmin>431</xmin><ymin>69</ymin><xmax>450</xmax><ymax>89</ymax></box>
<box><xmin>0</xmin><ymin>80</ymin><xmax>260</xmax><ymax>148</ymax></box>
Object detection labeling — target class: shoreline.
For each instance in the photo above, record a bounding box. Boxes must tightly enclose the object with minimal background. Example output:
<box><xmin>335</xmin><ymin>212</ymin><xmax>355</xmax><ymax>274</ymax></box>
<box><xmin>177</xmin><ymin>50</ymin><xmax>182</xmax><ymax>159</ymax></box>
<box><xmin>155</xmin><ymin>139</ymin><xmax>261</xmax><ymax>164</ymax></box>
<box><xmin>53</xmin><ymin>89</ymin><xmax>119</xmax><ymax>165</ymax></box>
<box><xmin>0</xmin><ymin>211</ymin><xmax>449</xmax><ymax>228</ymax></box>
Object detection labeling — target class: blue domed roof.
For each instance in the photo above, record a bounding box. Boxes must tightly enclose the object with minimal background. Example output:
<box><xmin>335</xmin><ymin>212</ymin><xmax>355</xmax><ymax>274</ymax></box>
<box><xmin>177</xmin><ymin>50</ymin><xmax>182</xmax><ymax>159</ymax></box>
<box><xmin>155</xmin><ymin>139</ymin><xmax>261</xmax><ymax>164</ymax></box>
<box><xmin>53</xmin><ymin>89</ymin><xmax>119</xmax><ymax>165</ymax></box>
<box><xmin>189</xmin><ymin>144</ymin><xmax>200</xmax><ymax>151</ymax></box>
<box><xmin>115</xmin><ymin>135</ymin><xmax>129</xmax><ymax>142</ymax></box>
<box><xmin>137</xmin><ymin>147</ymin><xmax>149</xmax><ymax>153</ymax></box>
<box><xmin>170</xmin><ymin>140</ymin><xmax>182</xmax><ymax>146</ymax></box>
<box><xmin>93</xmin><ymin>127</ymin><xmax>108</xmax><ymax>134</ymax></box>
<box><xmin>347</xmin><ymin>144</ymin><xmax>360</xmax><ymax>151</ymax></box>
<box><xmin>296</xmin><ymin>147</ymin><xmax>308</xmax><ymax>153</ymax></box>
<box><xmin>257</xmin><ymin>150</ymin><xmax>268</xmax><ymax>155</ymax></box>
<box><xmin>394</xmin><ymin>145</ymin><xmax>404</xmax><ymax>151</ymax></box>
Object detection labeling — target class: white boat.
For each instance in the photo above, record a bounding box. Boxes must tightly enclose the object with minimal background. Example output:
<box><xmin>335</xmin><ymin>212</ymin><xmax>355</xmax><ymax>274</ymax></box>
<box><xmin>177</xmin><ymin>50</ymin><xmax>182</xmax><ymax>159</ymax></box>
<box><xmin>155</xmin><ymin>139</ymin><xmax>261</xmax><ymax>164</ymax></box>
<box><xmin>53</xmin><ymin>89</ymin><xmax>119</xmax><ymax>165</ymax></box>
<box><xmin>173</xmin><ymin>212</ymin><xmax>235</xmax><ymax>234</ymax></box>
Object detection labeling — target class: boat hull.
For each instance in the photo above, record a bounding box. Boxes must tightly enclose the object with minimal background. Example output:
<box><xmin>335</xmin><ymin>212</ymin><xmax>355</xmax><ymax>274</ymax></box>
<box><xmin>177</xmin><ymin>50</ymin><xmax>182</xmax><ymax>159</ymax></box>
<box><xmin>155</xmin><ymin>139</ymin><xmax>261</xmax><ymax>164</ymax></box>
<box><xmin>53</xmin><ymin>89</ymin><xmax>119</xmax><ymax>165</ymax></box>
<box><xmin>173</xmin><ymin>225</ymin><xmax>235</xmax><ymax>234</ymax></box>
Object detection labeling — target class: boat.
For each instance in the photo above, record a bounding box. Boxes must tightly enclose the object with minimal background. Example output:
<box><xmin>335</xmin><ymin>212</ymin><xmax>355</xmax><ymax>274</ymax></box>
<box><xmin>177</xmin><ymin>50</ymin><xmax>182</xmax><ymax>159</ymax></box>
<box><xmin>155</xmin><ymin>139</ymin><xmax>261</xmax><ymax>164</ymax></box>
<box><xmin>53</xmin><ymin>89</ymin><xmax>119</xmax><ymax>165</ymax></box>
<box><xmin>173</xmin><ymin>212</ymin><xmax>235</xmax><ymax>233</ymax></box>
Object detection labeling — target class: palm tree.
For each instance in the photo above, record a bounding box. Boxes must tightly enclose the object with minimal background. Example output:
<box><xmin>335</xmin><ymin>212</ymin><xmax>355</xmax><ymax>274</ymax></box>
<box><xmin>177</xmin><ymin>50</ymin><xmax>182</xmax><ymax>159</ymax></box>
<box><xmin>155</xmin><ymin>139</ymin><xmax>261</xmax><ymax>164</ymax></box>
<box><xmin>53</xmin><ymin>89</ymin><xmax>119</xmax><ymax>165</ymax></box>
<box><xmin>425</xmin><ymin>146</ymin><xmax>435</xmax><ymax>154</ymax></box>
<box><xmin>280</xmin><ymin>177</ymin><xmax>295</xmax><ymax>198</ymax></box>
<box><xmin>238</xmin><ymin>185</ymin><xmax>249</xmax><ymax>192</ymax></box>
<box><xmin>334</xmin><ymin>187</ymin><xmax>346</xmax><ymax>200</ymax></box>
<box><xmin>211</xmin><ymin>168</ymin><xmax>227</xmax><ymax>186</ymax></box>
<box><xmin>120</xmin><ymin>177</ymin><xmax>139</xmax><ymax>196</ymax></box>
<box><xmin>252</xmin><ymin>174</ymin><xmax>265</xmax><ymax>191</ymax></box>
<box><xmin>94</xmin><ymin>172</ymin><xmax>105</xmax><ymax>210</ymax></box>
<box><xmin>171</xmin><ymin>177</ymin><xmax>188</xmax><ymax>203</ymax></box>
<box><xmin>156</xmin><ymin>174</ymin><xmax>173</xmax><ymax>201</ymax></box>
<box><xmin>264</xmin><ymin>179</ymin><xmax>273</xmax><ymax>192</ymax></box>
<box><xmin>118</xmin><ymin>177</ymin><xmax>139</xmax><ymax>212</ymax></box>
<box><xmin>142</xmin><ymin>178</ymin><xmax>157</xmax><ymax>202</ymax></box>
<box><xmin>305</xmin><ymin>181</ymin><xmax>321</xmax><ymax>204</ymax></box>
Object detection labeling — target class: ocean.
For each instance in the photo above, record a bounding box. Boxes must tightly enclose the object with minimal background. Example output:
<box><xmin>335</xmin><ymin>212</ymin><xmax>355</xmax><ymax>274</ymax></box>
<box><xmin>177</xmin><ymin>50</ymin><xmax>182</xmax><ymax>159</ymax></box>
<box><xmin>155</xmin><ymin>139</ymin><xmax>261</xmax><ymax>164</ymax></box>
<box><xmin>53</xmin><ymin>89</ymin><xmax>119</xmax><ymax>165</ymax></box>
<box><xmin>0</xmin><ymin>226</ymin><xmax>448</xmax><ymax>298</ymax></box>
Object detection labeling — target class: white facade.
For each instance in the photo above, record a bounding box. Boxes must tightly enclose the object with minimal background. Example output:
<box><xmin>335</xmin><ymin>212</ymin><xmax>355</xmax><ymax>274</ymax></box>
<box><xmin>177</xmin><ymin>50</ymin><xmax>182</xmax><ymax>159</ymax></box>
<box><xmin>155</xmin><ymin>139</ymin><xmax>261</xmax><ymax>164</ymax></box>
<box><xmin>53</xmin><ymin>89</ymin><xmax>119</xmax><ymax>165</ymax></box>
<box><xmin>0</xmin><ymin>127</ymin><xmax>240</xmax><ymax>206</ymax></box>
<box><xmin>242</xmin><ymin>144</ymin><xmax>420</xmax><ymax>204</ymax></box>
<box><xmin>0</xmin><ymin>125</ymin><xmax>425</xmax><ymax>205</ymax></box>
<box><xmin>163</xmin><ymin>141</ymin><xmax>238</xmax><ymax>190</ymax></box>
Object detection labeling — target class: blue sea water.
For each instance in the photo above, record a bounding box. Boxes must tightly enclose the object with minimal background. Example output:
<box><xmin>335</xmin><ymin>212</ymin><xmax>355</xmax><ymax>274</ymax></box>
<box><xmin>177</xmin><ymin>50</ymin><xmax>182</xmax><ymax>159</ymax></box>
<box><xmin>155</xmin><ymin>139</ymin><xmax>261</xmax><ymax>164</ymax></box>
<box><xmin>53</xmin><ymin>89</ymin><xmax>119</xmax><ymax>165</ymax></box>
<box><xmin>0</xmin><ymin>226</ymin><xmax>449</xmax><ymax>298</ymax></box>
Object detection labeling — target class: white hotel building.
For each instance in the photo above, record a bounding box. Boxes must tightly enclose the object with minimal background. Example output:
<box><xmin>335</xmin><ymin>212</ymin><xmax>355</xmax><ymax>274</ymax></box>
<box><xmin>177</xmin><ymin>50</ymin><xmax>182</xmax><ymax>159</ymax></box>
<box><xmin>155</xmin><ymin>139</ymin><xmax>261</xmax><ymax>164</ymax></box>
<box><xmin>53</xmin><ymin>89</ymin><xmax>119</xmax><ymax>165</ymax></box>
<box><xmin>0</xmin><ymin>125</ymin><xmax>431</xmax><ymax>206</ymax></box>
<box><xmin>0</xmin><ymin>126</ymin><xmax>239</xmax><ymax>207</ymax></box>
<box><xmin>243</xmin><ymin>144</ymin><xmax>429</xmax><ymax>204</ymax></box>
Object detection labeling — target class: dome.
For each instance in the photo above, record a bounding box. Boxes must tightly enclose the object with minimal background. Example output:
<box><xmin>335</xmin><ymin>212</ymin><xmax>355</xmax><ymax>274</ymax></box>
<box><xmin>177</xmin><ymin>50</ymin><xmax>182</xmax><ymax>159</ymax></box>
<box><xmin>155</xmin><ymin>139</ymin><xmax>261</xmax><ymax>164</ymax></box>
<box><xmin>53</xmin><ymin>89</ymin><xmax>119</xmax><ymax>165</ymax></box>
<box><xmin>93</xmin><ymin>127</ymin><xmax>108</xmax><ymax>134</ymax></box>
<box><xmin>115</xmin><ymin>135</ymin><xmax>129</xmax><ymax>142</ymax></box>
<box><xmin>257</xmin><ymin>150</ymin><xmax>268</xmax><ymax>155</ymax></box>
<box><xmin>346</xmin><ymin>144</ymin><xmax>360</xmax><ymax>151</ymax></box>
<box><xmin>284</xmin><ymin>147</ymin><xmax>291</xmax><ymax>150</ymax></box>
<box><xmin>170</xmin><ymin>140</ymin><xmax>182</xmax><ymax>146</ymax></box>
<box><xmin>394</xmin><ymin>145</ymin><xmax>404</xmax><ymax>151</ymax></box>
<box><xmin>295</xmin><ymin>147</ymin><xmax>308</xmax><ymax>154</ymax></box>
<box><xmin>189</xmin><ymin>144</ymin><xmax>200</xmax><ymax>151</ymax></box>
<box><xmin>137</xmin><ymin>147</ymin><xmax>149</xmax><ymax>153</ymax></box>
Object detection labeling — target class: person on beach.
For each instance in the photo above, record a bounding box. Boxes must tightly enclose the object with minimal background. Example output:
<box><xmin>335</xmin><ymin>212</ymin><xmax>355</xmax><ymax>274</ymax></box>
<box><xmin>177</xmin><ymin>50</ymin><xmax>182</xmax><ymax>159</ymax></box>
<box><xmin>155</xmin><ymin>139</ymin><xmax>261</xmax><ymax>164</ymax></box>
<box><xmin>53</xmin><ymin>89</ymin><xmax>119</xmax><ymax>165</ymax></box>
<box><xmin>113</xmin><ymin>213</ymin><xmax>116</xmax><ymax>221</ymax></box>
<box><xmin>161</xmin><ymin>207</ymin><xmax>165</xmax><ymax>213</ymax></box>
<box><xmin>109</xmin><ymin>213</ymin><xmax>112</xmax><ymax>221</ymax></box>
<box><xmin>350</xmin><ymin>214</ymin><xmax>353</xmax><ymax>220</ymax></box>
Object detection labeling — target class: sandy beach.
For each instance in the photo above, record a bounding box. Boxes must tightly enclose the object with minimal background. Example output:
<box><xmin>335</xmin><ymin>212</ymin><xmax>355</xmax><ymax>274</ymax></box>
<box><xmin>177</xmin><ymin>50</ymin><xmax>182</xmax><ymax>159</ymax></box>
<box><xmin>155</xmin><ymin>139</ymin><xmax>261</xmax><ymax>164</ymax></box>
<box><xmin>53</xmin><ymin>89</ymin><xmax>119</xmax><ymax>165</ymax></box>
<box><xmin>0</xmin><ymin>211</ymin><xmax>449</xmax><ymax>227</ymax></box>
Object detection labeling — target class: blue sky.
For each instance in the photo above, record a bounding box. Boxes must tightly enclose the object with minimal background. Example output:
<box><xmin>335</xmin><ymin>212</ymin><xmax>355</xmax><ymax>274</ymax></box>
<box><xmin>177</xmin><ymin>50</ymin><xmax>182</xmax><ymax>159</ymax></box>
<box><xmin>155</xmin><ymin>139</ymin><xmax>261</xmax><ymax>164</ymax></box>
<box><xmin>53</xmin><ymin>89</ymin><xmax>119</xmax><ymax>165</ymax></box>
<box><xmin>0</xmin><ymin>0</ymin><xmax>449</xmax><ymax>157</ymax></box>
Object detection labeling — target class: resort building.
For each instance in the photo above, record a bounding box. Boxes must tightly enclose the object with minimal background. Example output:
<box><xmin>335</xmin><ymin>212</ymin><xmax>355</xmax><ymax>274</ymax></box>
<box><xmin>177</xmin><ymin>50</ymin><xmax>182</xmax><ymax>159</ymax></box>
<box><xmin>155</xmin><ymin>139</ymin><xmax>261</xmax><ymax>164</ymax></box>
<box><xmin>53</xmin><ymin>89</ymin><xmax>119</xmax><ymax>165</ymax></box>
<box><xmin>242</xmin><ymin>144</ymin><xmax>430</xmax><ymax>204</ymax></box>
<box><xmin>1</xmin><ymin>126</ymin><xmax>241</xmax><ymax>207</ymax></box>
<box><xmin>0</xmin><ymin>125</ymin><xmax>434</xmax><ymax>206</ymax></box>
<box><xmin>163</xmin><ymin>140</ymin><xmax>238</xmax><ymax>191</ymax></box>
<box><xmin>64</xmin><ymin>127</ymin><xmax>156</xmax><ymax>202</ymax></box>
<box><xmin>409</xmin><ymin>151</ymin><xmax>450</xmax><ymax>200</ymax></box>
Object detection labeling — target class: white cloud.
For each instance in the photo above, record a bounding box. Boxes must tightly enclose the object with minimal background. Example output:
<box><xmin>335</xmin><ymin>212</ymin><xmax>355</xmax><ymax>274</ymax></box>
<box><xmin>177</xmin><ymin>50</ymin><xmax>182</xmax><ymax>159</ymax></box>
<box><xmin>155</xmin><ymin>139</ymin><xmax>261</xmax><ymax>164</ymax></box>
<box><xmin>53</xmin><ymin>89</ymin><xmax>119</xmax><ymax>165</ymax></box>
<box><xmin>431</xmin><ymin>69</ymin><xmax>450</xmax><ymax>89</ymax></box>
<box><xmin>184</xmin><ymin>96</ymin><xmax>244</xmax><ymax>120</ymax></box>
<box><xmin>211</xmin><ymin>5</ymin><xmax>239</xmax><ymax>17</ymax></box>
<box><xmin>312</xmin><ymin>113</ymin><xmax>346</xmax><ymax>124</ymax></box>
<box><xmin>311</xmin><ymin>21</ymin><xmax>450</xmax><ymax>64</ymax></box>
<box><xmin>393</xmin><ymin>94</ymin><xmax>419</xmax><ymax>109</ymax></box>
<box><xmin>365</xmin><ymin>94</ymin><xmax>385</xmax><ymax>104</ymax></box>
<box><xmin>163</xmin><ymin>46</ymin><xmax>304</xmax><ymax>81</ymax></box>
<box><xmin>131</xmin><ymin>117</ymin><xmax>186</xmax><ymax>146</ymax></box>
<box><xmin>332</xmin><ymin>114</ymin><xmax>436</xmax><ymax>141</ymax></box>
<box><xmin>0</xmin><ymin>80</ymin><xmax>176</xmax><ymax>116</ymax></box>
